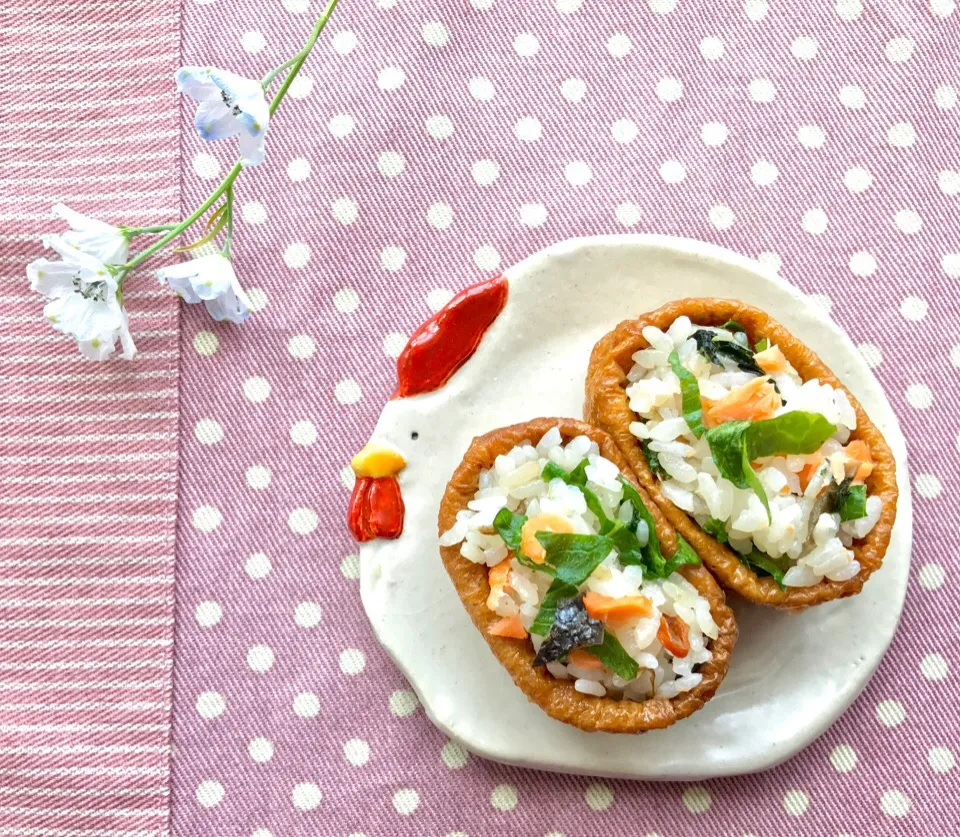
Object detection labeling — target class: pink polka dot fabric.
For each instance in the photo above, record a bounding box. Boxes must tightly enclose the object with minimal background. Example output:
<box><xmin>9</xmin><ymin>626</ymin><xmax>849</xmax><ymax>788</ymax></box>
<box><xmin>173</xmin><ymin>1</ymin><xmax>958</xmax><ymax>835</ymax></box>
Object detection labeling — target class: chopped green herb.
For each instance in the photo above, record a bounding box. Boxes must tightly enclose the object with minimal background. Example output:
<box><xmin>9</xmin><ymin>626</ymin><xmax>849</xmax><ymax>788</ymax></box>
<box><xmin>737</xmin><ymin>548</ymin><xmax>788</xmax><ymax>591</ymax></box>
<box><xmin>838</xmin><ymin>483</ymin><xmax>867</xmax><ymax>522</ymax></box>
<box><xmin>617</xmin><ymin>476</ymin><xmax>700</xmax><ymax>578</ymax></box>
<box><xmin>703</xmin><ymin>517</ymin><xmax>729</xmax><ymax>543</ymax></box>
<box><xmin>535</xmin><ymin>532</ymin><xmax>614</xmax><ymax>587</ymax></box>
<box><xmin>642</xmin><ymin>441</ymin><xmax>668</xmax><ymax>480</ymax></box>
<box><xmin>541</xmin><ymin>458</ymin><xmax>615</xmax><ymax>534</ymax></box>
<box><xmin>668</xmin><ymin>350</ymin><xmax>705</xmax><ymax>438</ymax></box>
<box><xmin>754</xmin><ymin>337</ymin><xmax>770</xmax><ymax>352</ymax></box>
<box><xmin>661</xmin><ymin>533</ymin><xmax>702</xmax><ymax>577</ymax></box>
<box><xmin>692</xmin><ymin>328</ymin><xmax>765</xmax><ymax>376</ymax></box>
<box><xmin>609</xmin><ymin>524</ymin><xmax>646</xmax><ymax>567</ymax></box>
<box><xmin>492</xmin><ymin>507</ymin><xmax>525</xmax><ymax>552</ymax></box>
<box><xmin>720</xmin><ymin>319</ymin><xmax>747</xmax><ymax>335</ymax></box>
<box><xmin>529</xmin><ymin>579</ymin><xmax>579</xmax><ymax>636</ymax></box>
<box><xmin>586</xmin><ymin>630</ymin><xmax>639</xmax><ymax>680</ymax></box>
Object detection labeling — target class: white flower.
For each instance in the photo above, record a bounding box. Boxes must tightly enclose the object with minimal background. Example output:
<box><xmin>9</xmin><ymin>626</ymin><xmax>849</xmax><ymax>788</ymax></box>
<box><xmin>42</xmin><ymin>203</ymin><xmax>129</xmax><ymax>264</ymax></box>
<box><xmin>176</xmin><ymin>66</ymin><xmax>270</xmax><ymax>166</ymax></box>
<box><xmin>26</xmin><ymin>238</ymin><xmax>136</xmax><ymax>360</ymax></box>
<box><xmin>157</xmin><ymin>254</ymin><xmax>252</xmax><ymax>324</ymax></box>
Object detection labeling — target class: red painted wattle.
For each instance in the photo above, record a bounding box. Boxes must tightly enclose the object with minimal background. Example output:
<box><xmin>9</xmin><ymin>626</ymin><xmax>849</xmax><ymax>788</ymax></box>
<box><xmin>348</xmin><ymin>476</ymin><xmax>405</xmax><ymax>542</ymax></box>
<box><xmin>394</xmin><ymin>274</ymin><xmax>508</xmax><ymax>398</ymax></box>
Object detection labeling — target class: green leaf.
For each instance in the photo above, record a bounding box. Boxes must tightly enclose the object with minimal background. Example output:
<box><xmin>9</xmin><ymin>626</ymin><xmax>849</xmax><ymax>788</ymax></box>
<box><xmin>492</xmin><ymin>507</ymin><xmax>525</xmax><ymax>552</ymax></box>
<box><xmin>529</xmin><ymin>579</ymin><xmax>578</xmax><ymax>636</ymax></box>
<box><xmin>742</xmin><ymin>441</ymin><xmax>771</xmax><ymax>521</ymax></box>
<box><xmin>541</xmin><ymin>458</ymin><xmax>614</xmax><ymax>533</ymax></box>
<box><xmin>586</xmin><ymin>630</ymin><xmax>639</xmax><ymax>680</ymax></box>
<box><xmin>642</xmin><ymin>441</ymin><xmax>668</xmax><ymax>480</ymax></box>
<box><xmin>616</xmin><ymin>477</ymin><xmax>699</xmax><ymax>578</ymax></box>
<box><xmin>661</xmin><ymin>533</ymin><xmax>702</xmax><ymax>577</ymax></box>
<box><xmin>703</xmin><ymin>517</ymin><xmax>729</xmax><ymax>543</ymax></box>
<box><xmin>737</xmin><ymin>548</ymin><xmax>788</xmax><ymax>591</ymax></box>
<box><xmin>720</xmin><ymin>319</ymin><xmax>747</xmax><ymax>335</ymax></box>
<box><xmin>692</xmin><ymin>329</ymin><xmax>765</xmax><ymax>376</ymax></box>
<box><xmin>754</xmin><ymin>337</ymin><xmax>770</xmax><ymax>352</ymax></box>
<box><xmin>535</xmin><ymin>532</ymin><xmax>614</xmax><ymax>587</ymax></box>
<box><xmin>838</xmin><ymin>483</ymin><xmax>867</xmax><ymax>521</ymax></box>
<box><xmin>609</xmin><ymin>524</ymin><xmax>646</xmax><ymax>567</ymax></box>
<box><xmin>668</xmin><ymin>350</ymin><xmax>705</xmax><ymax>438</ymax></box>
<box><xmin>705</xmin><ymin>420</ymin><xmax>752</xmax><ymax>488</ymax></box>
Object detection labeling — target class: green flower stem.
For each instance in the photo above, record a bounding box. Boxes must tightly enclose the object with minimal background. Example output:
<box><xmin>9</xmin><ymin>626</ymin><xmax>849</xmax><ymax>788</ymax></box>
<box><xmin>261</xmin><ymin>55</ymin><xmax>301</xmax><ymax>90</ymax></box>
<box><xmin>221</xmin><ymin>185</ymin><xmax>235</xmax><ymax>259</ymax></box>
<box><xmin>123</xmin><ymin>223</ymin><xmax>178</xmax><ymax>236</ymax></box>
<box><xmin>119</xmin><ymin>0</ymin><xmax>338</xmax><ymax>277</ymax></box>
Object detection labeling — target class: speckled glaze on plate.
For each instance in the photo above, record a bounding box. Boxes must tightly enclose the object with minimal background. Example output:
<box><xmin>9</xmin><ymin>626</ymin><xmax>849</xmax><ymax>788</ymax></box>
<box><xmin>358</xmin><ymin>235</ymin><xmax>912</xmax><ymax>780</ymax></box>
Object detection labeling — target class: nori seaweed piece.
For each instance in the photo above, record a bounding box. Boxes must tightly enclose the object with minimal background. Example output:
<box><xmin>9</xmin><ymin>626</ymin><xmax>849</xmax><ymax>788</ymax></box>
<box><xmin>532</xmin><ymin>594</ymin><xmax>604</xmax><ymax>667</ymax></box>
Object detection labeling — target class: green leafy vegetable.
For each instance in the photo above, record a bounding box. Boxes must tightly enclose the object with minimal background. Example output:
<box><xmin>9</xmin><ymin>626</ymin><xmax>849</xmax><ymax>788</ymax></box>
<box><xmin>642</xmin><ymin>441</ymin><xmax>668</xmax><ymax>480</ymax></box>
<box><xmin>754</xmin><ymin>337</ymin><xmax>770</xmax><ymax>352</ymax></box>
<box><xmin>617</xmin><ymin>477</ymin><xmax>700</xmax><ymax>578</ymax></box>
<box><xmin>492</xmin><ymin>507</ymin><xmax>555</xmax><ymax>574</ymax></box>
<box><xmin>541</xmin><ymin>458</ymin><xmax>615</xmax><ymax>534</ymax></box>
<box><xmin>586</xmin><ymin>630</ymin><xmax>639</xmax><ymax>680</ymax></box>
<box><xmin>720</xmin><ymin>319</ymin><xmax>747</xmax><ymax>335</ymax></box>
<box><xmin>661</xmin><ymin>534</ymin><xmax>702</xmax><ymax>577</ymax></box>
<box><xmin>838</xmin><ymin>483</ymin><xmax>867</xmax><ymax>521</ymax></box>
<box><xmin>692</xmin><ymin>329</ymin><xmax>765</xmax><ymax>376</ymax></box>
<box><xmin>737</xmin><ymin>548</ymin><xmax>788</xmax><ymax>591</ymax></box>
<box><xmin>535</xmin><ymin>533</ymin><xmax>614</xmax><ymax>586</ymax></box>
<box><xmin>668</xmin><ymin>350</ymin><xmax>705</xmax><ymax>438</ymax></box>
<box><xmin>609</xmin><ymin>525</ymin><xmax>646</xmax><ymax>567</ymax></box>
<box><xmin>703</xmin><ymin>517</ymin><xmax>729</xmax><ymax>543</ymax></box>
<box><xmin>529</xmin><ymin>579</ymin><xmax>579</xmax><ymax>636</ymax></box>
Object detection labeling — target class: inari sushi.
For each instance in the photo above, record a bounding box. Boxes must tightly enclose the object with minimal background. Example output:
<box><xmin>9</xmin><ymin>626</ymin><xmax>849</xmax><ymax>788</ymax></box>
<box><xmin>437</xmin><ymin>417</ymin><xmax>736</xmax><ymax>733</ymax></box>
<box><xmin>585</xmin><ymin>299</ymin><xmax>898</xmax><ymax>609</ymax></box>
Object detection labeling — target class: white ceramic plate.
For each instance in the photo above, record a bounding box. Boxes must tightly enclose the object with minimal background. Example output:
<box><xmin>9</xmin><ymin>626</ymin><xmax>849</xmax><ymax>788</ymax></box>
<box><xmin>359</xmin><ymin>235</ymin><xmax>912</xmax><ymax>779</ymax></box>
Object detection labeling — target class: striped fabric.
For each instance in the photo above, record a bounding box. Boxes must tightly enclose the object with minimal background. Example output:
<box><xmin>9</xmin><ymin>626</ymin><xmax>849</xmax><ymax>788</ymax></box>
<box><xmin>0</xmin><ymin>2</ymin><xmax>180</xmax><ymax>835</ymax></box>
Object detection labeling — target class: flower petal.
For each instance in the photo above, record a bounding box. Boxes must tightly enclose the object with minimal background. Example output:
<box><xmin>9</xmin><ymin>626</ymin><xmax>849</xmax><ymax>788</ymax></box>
<box><xmin>27</xmin><ymin>258</ymin><xmax>77</xmax><ymax>299</ymax></box>
<box><xmin>208</xmin><ymin>68</ymin><xmax>264</xmax><ymax>103</ymax></box>
<box><xmin>194</xmin><ymin>100</ymin><xmax>240</xmax><ymax>141</ymax></box>
<box><xmin>51</xmin><ymin>203</ymin><xmax>120</xmax><ymax>236</ymax></box>
<box><xmin>157</xmin><ymin>254</ymin><xmax>234</xmax><ymax>302</ymax></box>
<box><xmin>78</xmin><ymin>334</ymin><xmax>117</xmax><ymax>361</ymax></box>
<box><xmin>175</xmin><ymin>66</ymin><xmax>221</xmax><ymax>102</ymax></box>
<box><xmin>204</xmin><ymin>275</ymin><xmax>252</xmax><ymax>324</ymax></box>
<box><xmin>118</xmin><ymin>310</ymin><xmax>137</xmax><ymax>360</ymax></box>
<box><xmin>237</xmin><ymin>130</ymin><xmax>266</xmax><ymax>167</ymax></box>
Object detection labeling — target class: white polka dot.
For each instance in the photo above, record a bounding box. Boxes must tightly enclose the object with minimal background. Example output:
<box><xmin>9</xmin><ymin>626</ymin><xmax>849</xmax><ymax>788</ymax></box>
<box><xmin>880</xmin><ymin>789</ymin><xmax>910</xmax><ymax>818</ymax></box>
<box><xmin>887</xmin><ymin>122</ymin><xmax>916</xmax><ymax>148</ymax></box>
<box><xmin>490</xmin><ymin>784</ymin><xmax>517</xmax><ymax>811</ymax></box>
<box><xmin>196</xmin><ymin>780</ymin><xmax>224</xmax><ymax>808</ymax></box>
<box><xmin>939</xmin><ymin>169</ymin><xmax>960</xmax><ymax>196</ymax></box>
<box><xmin>514</xmin><ymin>116</ymin><xmax>542</xmax><ymax>143</ymax></box>
<box><xmin>377</xmin><ymin>66</ymin><xmax>405</xmax><ymax>91</ymax></box>
<box><xmin>468</xmin><ymin>76</ymin><xmax>495</xmax><ymax>101</ymax></box>
<box><xmin>649</xmin><ymin>0</ymin><xmax>677</xmax><ymax>12</ymax></box>
<box><xmin>192</xmin><ymin>506</ymin><xmax>221</xmax><ymax>533</ymax></box>
<box><xmin>426</xmin><ymin>114</ymin><xmax>454</xmax><ymax>140</ymax></box>
<box><xmin>241</xmin><ymin>31</ymin><xmax>265</xmax><ymax>53</ymax></box>
<box><xmin>900</xmin><ymin>296</ymin><xmax>928</xmax><ymax>321</ymax></box>
<box><xmin>844</xmin><ymin>166</ymin><xmax>873</xmax><ymax>192</ymax></box>
<box><xmin>802</xmin><ymin>207</ymin><xmax>828</xmax><ymax>235</ymax></box>
<box><xmin>928</xmin><ymin>746</ymin><xmax>955</xmax><ymax>772</ymax></box>
<box><xmin>378</xmin><ymin>0</ymin><xmax>398</xmax><ymax>7</ymax></box>
<box><xmin>906</xmin><ymin>383</ymin><xmax>933</xmax><ymax>409</ymax></box>
<box><xmin>607</xmin><ymin>33</ymin><xmax>631</xmax><ymax>58</ymax></box>
<box><xmin>473</xmin><ymin>245</ymin><xmax>500</xmax><ymax>271</ymax></box>
<box><xmin>243</xmin><ymin>376</ymin><xmax>270</xmax><ymax>403</ymax></box>
<box><xmin>241</xmin><ymin>202</ymin><xmax>267</xmax><ymax>224</ymax></box>
<box><xmin>247</xmin><ymin>644</ymin><xmax>274</xmax><ymax>673</ymax></box>
<box><xmin>797</xmin><ymin>124</ymin><xmax>826</xmax><ymax>149</ymax></box>
<box><xmin>331</xmin><ymin>197</ymin><xmax>359</xmax><ymax>225</ymax></box>
<box><xmin>245</xmin><ymin>465</ymin><xmax>271</xmax><ymax>490</ymax></box>
<box><xmin>942</xmin><ymin>252</ymin><xmax>960</xmax><ymax>278</ymax></box>
<box><xmin>471</xmin><ymin>159</ymin><xmax>500</xmax><ymax>186</ymax></box>
<box><xmin>682</xmin><ymin>786</ymin><xmax>711</xmax><ymax>813</ymax></box>
<box><xmin>288</xmin><ymin>74</ymin><xmax>313</xmax><ymax>99</ymax></box>
<box><xmin>894</xmin><ymin>209</ymin><xmax>922</xmax><ymax>234</ymax></box>
<box><xmin>286</xmin><ymin>157</ymin><xmax>311</xmax><ymax>182</ymax></box>
<box><xmin>835</xmin><ymin>0</ymin><xmax>862</xmax><ymax>19</ymax></box>
<box><xmin>283</xmin><ymin>242</ymin><xmax>311</xmax><ymax>269</ymax></box>
<box><xmin>427</xmin><ymin>203</ymin><xmax>454</xmax><ymax>229</ymax></box>
<box><xmin>749</xmin><ymin>78</ymin><xmax>776</xmax><ymax>102</ymax></box>
<box><xmin>339</xmin><ymin>648</ymin><xmax>366</xmax><ymax>675</ymax></box>
<box><xmin>196</xmin><ymin>690</ymin><xmax>225</xmax><ymax>719</ymax></box>
<box><xmin>245</xmin><ymin>552</ymin><xmax>271</xmax><ymax>579</ymax></box>
<box><xmin>750</xmin><ymin>160</ymin><xmax>778</xmax><ymax>186</ymax></box>
<box><xmin>427</xmin><ymin>288</ymin><xmax>454</xmax><ymax>311</ymax></box>
<box><xmin>344</xmin><ymin>738</ymin><xmax>370</xmax><ymax>766</ymax></box>
<box><xmin>839</xmin><ymin>84</ymin><xmax>866</xmax><ymax>109</ymax></box>
<box><xmin>808</xmin><ymin>294</ymin><xmax>833</xmax><ymax>315</ymax></box>
<box><xmin>791</xmin><ymin>36</ymin><xmax>818</xmax><ymax>60</ymax></box>
<box><xmin>470</xmin><ymin>0</ymin><xmax>494</xmax><ymax>8</ymax></box>
<box><xmin>380</xmin><ymin>246</ymin><xmax>406</xmax><ymax>272</ymax></box>
<box><xmin>293</xmin><ymin>691</ymin><xmax>321</xmax><ymax>718</ymax></box>
<box><xmin>288</xmin><ymin>507</ymin><xmax>319</xmax><ymax>535</ymax></box>
<box><xmin>952</xmin><ymin>345</ymin><xmax>960</xmax><ymax>368</ymax></box>
<box><xmin>332</xmin><ymin>30</ymin><xmax>357</xmax><ymax>54</ymax></box>
<box><xmin>328</xmin><ymin>113</ymin><xmax>355</xmax><ymax>138</ymax></box>
<box><xmin>611</xmin><ymin>118</ymin><xmax>638</xmax><ymax>144</ymax></box>
<box><xmin>701</xmin><ymin>121</ymin><xmax>728</xmax><ymax>146</ymax></box>
<box><xmin>194</xmin><ymin>418</ymin><xmax>223</xmax><ymax>445</ymax></box>
<box><xmin>709</xmin><ymin>204</ymin><xmax>735</xmax><ymax>230</ymax></box>
<box><xmin>921</xmin><ymin>652</ymin><xmax>948</xmax><ymax>680</ymax></box>
<box><xmin>585</xmin><ymin>783</ymin><xmax>614</xmax><ymax>812</ymax></box>
<box><xmin>383</xmin><ymin>332</ymin><xmax>407</xmax><ymax>358</ymax></box>
<box><xmin>615</xmin><ymin>203</ymin><xmax>642</xmax><ymax>227</ymax></box>
<box><xmin>849</xmin><ymin>251</ymin><xmax>877</xmax><ymax>277</ymax></box>
<box><xmin>876</xmin><ymin>699</ymin><xmax>906</xmax><ymax>727</ymax></box>
<box><xmin>513</xmin><ymin>32</ymin><xmax>539</xmax><ymax>57</ymax></box>
<box><xmin>783</xmin><ymin>790</ymin><xmax>809</xmax><ymax>816</ymax></box>
<box><xmin>288</xmin><ymin>334</ymin><xmax>316</xmax><ymax>360</ymax></box>
<box><xmin>290</xmin><ymin>420</ymin><xmax>317</xmax><ymax>446</ymax></box>
<box><xmin>830</xmin><ymin>744</ymin><xmax>857</xmax><ymax>772</ymax></box>
<box><xmin>757</xmin><ymin>251</ymin><xmax>781</xmax><ymax>273</ymax></box>
<box><xmin>695</xmin><ymin>36</ymin><xmax>724</xmax><ymax>62</ymax></box>
<box><xmin>885</xmin><ymin>37</ymin><xmax>915</xmax><ymax>63</ymax></box>
<box><xmin>422</xmin><ymin>20</ymin><xmax>449</xmax><ymax>47</ymax></box>
<box><xmin>192</xmin><ymin>152</ymin><xmax>219</xmax><ymax>180</ymax></box>
<box><xmin>520</xmin><ymin>203</ymin><xmax>548</xmax><ymax>227</ymax></box>
<box><xmin>561</xmin><ymin>77</ymin><xmax>586</xmax><ymax>102</ymax></box>
<box><xmin>295</xmin><ymin>602</ymin><xmax>322</xmax><ymax>628</ymax></box>
<box><xmin>919</xmin><ymin>563</ymin><xmax>945</xmax><ymax>590</ymax></box>
<box><xmin>248</xmin><ymin>737</ymin><xmax>274</xmax><ymax>763</ymax></box>
<box><xmin>292</xmin><ymin>783</ymin><xmax>321</xmax><ymax>811</ymax></box>
<box><xmin>935</xmin><ymin>84</ymin><xmax>957</xmax><ymax>110</ymax></box>
<box><xmin>441</xmin><ymin>740</ymin><xmax>468</xmax><ymax>769</ymax></box>
<box><xmin>245</xmin><ymin>288</ymin><xmax>266</xmax><ymax>313</ymax></box>
<box><xmin>195</xmin><ymin>600</ymin><xmax>222</xmax><ymax>627</ymax></box>
<box><xmin>341</xmin><ymin>553</ymin><xmax>361</xmax><ymax>580</ymax></box>
<box><xmin>283</xmin><ymin>0</ymin><xmax>309</xmax><ymax>11</ymax></box>
<box><xmin>377</xmin><ymin>150</ymin><xmax>405</xmax><ymax>178</ymax></box>
<box><xmin>932</xmin><ymin>0</ymin><xmax>957</xmax><ymax>15</ymax></box>
<box><xmin>656</xmin><ymin>76</ymin><xmax>683</xmax><ymax>102</ymax></box>
<box><xmin>389</xmin><ymin>689</ymin><xmax>418</xmax><ymax>716</ymax></box>
<box><xmin>659</xmin><ymin>159</ymin><xmax>686</xmax><ymax>184</ymax></box>
<box><xmin>564</xmin><ymin>161</ymin><xmax>592</xmax><ymax>186</ymax></box>
<box><xmin>556</xmin><ymin>0</ymin><xmax>583</xmax><ymax>11</ymax></box>
<box><xmin>911</xmin><ymin>473</ymin><xmax>942</xmax><ymax>502</ymax></box>
<box><xmin>393</xmin><ymin>788</ymin><xmax>419</xmax><ymax>815</ymax></box>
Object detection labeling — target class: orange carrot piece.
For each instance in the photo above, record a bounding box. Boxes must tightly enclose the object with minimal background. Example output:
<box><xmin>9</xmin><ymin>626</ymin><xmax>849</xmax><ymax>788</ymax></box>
<box><xmin>657</xmin><ymin>614</ymin><xmax>690</xmax><ymax>659</ymax></box>
<box><xmin>754</xmin><ymin>345</ymin><xmax>788</xmax><ymax>374</ymax></box>
<box><xmin>566</xmin><ymin>649</ymin><xmax>606</xmax><ymax>670</ymax></box>
<box><xmin>703</xmin><ymin>376</ymin><xmax>781</xmax><ymax>428</ymax></box>
<box><xmin>487</xmin><ymin>558</ymin><xmax>512</xmax><ymax>590</ymax></box>
<box><xmin>844</xmin><ymin>439</ymin><xmax>875</xmax><ymax>482</ymax></box>
<box><xmin>488</xmin><ymin>615</ymin><xmax>528</xmax><ymax>639</ymax></box>
<box><xmin>519</xmin><ymin>513</ymin><xmax>574</xmax><ymax>564</ymax></box>
<box><xmin>583</xmin><ymin>591</ymin><xmax>653</xmax><ymax>626</ymax></box>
